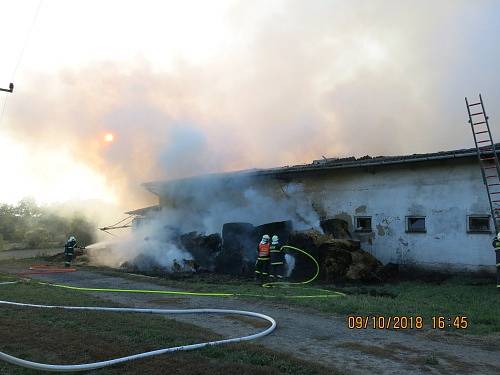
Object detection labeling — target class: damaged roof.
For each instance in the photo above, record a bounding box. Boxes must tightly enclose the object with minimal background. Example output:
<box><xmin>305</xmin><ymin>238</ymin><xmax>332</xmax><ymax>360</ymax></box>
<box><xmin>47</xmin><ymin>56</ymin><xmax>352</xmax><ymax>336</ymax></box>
<box><xmin>144</xmin><ymin>144</ymin><xmax>495</xmax><ymax>194</ymax></box>
<box><xmin>258</xmin><ymin>144</ymin><xmax>494</xmax><ymax>176</ymax></box>
<box><xmin>125</xmin><ymin>205</ymin><xmax>160</xmax><ymax>216</ymax></box>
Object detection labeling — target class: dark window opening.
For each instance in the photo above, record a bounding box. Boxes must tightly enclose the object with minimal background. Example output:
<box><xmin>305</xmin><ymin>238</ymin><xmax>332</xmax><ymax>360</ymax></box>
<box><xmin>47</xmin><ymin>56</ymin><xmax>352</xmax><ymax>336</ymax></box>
<box><xmin>468</xmin><ymin>216</ymin><xmax>491</xmax><ymax>233</ymax></box>
<box><xmin>355</xmin><ymin>217</ymin><xmax>372</xmax><ymax>232</ymax></box>
<box><xmin>407</xmin><ymin>216</ymin><xmax>426</xmax><ymax>233</ymax></box>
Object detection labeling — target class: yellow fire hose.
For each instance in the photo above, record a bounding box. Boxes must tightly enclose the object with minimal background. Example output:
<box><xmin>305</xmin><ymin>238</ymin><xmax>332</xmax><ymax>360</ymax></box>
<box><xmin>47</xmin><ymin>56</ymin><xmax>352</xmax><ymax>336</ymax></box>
<box><xmin>0</xmin><ymin>245</ymin><xmax>345</xmax><ymax>372</ymax></box>
<box><xmin>38</xmin><ymin>245</ymin><xmax>345</xmax><ymax>299</ymax></box>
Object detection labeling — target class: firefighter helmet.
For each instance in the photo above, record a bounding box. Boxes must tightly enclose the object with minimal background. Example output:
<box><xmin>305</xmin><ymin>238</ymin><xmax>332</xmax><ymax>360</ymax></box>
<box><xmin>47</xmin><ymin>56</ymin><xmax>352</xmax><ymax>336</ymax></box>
<box><xmin>272</xmin><ymin>235</ymin><xmax>279</xmax><ymax>244</ymax></box>
<box><xmin>262</xmin><ymin>234</ymin><xmax>270</xmax><ymax>242</ymax></box>
<box><xmin>497</xmin><ymin>232</ymin><xmax>500</xmax><ymax>240</ymax></box>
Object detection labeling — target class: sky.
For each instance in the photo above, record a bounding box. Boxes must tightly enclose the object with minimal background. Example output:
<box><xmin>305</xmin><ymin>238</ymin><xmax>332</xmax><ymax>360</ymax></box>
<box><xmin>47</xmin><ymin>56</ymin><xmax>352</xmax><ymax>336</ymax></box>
<box><xmin>0</xmin><ymin>0</ymin><xmax>500</xmax><ymax>211</ymax></box>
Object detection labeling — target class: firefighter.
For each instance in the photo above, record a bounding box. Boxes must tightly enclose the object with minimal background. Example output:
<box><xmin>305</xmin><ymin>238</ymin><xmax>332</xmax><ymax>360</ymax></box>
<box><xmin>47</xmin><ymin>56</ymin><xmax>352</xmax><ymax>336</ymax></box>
<box><xmin>255</xmin><ymin>234</ymin><xmax>271</xmax><ymax>282</ymax></box>
<box><xmin>269</xmin><ymin>235</ymin><xmax>285</xmax><ymax>279</ymax></box>
<box><xmin>492</xmin><ymin>233</ymin><xmax>500</xmax><ymax>290</ymax></box>
<box><xmin>64</xmin><ymin>235</ymin><xmax>77</xmax><ymax>268</ymax></box>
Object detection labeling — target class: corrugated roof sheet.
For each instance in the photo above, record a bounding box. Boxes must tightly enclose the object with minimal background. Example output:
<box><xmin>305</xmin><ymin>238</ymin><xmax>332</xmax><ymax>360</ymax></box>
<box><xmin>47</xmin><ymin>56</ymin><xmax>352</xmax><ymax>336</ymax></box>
<box><xmin>144</xmin><ymin>144</ymin><xmax>497</xmax><ymax>192</ymax></box>
<box><xmin>125</xmin><ymin>205</ymin><xmax>160</xmax><ymax>216</ymax></box>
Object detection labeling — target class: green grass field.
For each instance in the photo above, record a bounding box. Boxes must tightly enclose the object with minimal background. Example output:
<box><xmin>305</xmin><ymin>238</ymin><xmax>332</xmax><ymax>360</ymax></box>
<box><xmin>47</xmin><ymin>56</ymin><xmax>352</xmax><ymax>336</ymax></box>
<box><xmin>0</xmin><ymin>275</ymin><xmax>335</xmax><ymax>375</ymax></box>
<box><xmin>89</xmin><ymin>268</ymin><xmax>500</xmax><ymax>335</ymax></box>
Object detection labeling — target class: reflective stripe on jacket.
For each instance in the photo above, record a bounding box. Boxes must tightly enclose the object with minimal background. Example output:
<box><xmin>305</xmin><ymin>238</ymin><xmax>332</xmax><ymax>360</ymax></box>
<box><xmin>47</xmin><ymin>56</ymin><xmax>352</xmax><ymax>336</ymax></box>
<box><xmin>493</xmin><ymin>239</ymin><xmax>500</xmax><ymax>249</ymax></box>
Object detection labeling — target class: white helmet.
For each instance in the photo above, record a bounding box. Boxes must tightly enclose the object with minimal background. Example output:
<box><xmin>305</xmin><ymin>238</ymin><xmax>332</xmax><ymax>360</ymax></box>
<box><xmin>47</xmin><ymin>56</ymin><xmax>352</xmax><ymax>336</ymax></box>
<box><xmin>69</xmin><ymin>236</ymin><xmax>76</xmax><ymax>242</ymax></box>
<box><xmin>497</xmin><ymin>232</ymin><xmax>500</xmax><ymax>240</ymax></box>
<box><xmin>271</xmin><ymin>235</ymin><xmax>279</xmax><ymax>244</ymax></box>
<box><xmin>262</xmin><ymin>234</ymin><xmax>270</xmax><ymax>242</ymax></box>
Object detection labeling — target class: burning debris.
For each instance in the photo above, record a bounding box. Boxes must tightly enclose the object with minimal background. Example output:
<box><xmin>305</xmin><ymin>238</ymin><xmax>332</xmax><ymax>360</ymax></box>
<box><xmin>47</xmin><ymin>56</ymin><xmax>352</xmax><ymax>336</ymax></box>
<box><xmin>89</xmin><ymin>178</ymin><xmax>388</xmax><ymax>281</ymax></box>
<box><xmin>107</xmin><ymin>217</ymin><xmax>389</xmax><ymax>282</ymax></box>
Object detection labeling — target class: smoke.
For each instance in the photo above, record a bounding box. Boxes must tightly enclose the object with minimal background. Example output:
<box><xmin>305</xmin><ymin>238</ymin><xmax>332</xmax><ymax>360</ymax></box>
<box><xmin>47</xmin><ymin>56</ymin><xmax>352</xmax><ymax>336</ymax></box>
<box><xmin>59</xmin><ymin>0</ymin><xmax>496</xmax><ymax>271</ymax></box>
<box><xmin>89</xmin><ymin>176</ymin><xmax>319</xmax><ymax>271</ymax></box>
<box><xmin>2</xmin><ymin>0</ymin><xmax>499</xmax><ymax>211</ymax></box>
<box><xmin>285</xmin><ymin>254</ymin><xmax>295</xmax><ymax>277</ymax></box>
<box><xmin>153</xmin><ymin>176</ymin><xmax>321</xmax><ymax>233</ymax></box>
<box><xmin>88</xmin><ymin>212</ymin><xmax>193</xmax><ymax>271</ymax></box>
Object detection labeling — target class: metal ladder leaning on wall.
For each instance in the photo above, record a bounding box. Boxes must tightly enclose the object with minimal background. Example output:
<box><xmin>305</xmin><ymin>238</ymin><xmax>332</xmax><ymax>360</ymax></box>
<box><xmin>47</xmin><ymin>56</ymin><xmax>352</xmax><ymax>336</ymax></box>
<box><xmin>466</xmin><ymin>94</ymin><xmax>500</xmax><ymax>290</ymax></box>
<box><xmin>465</xmin><ymin>94</ymin><xmax>500</xmax><ymax>233</ymax></box>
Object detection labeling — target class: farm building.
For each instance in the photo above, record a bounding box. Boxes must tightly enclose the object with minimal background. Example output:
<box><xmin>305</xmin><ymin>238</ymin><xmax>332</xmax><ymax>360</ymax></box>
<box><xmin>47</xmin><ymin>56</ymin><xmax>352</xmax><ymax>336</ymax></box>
<box><xmin>132</xmin><ymin>145</ymin><xmax>499</xmax><ymax>273</ymax></box>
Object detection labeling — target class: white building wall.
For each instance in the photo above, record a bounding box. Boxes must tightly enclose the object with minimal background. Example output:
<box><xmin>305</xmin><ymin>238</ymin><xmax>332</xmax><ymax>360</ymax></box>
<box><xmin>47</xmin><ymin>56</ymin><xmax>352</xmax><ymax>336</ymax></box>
<box><xmin>289</xmin><ymin>158</ymin><xmax>496</xmax><ymax>271</ymax></box>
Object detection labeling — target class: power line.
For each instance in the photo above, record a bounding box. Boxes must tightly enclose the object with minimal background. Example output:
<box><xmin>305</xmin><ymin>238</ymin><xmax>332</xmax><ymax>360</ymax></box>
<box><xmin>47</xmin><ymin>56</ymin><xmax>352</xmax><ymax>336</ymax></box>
<box><xmin>11</xmin><ymin>0</ymin><xmax>44</xmax><ymax>81</ymax></box>
<box><xmin>0</xmin><ymin>0</ymin><xmax>43</xmax><ymax>128</ymax></box>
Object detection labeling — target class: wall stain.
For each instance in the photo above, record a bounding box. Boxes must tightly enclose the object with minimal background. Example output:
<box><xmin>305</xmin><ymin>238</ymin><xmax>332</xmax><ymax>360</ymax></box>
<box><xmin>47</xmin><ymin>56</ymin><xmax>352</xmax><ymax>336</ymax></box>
<box><xmin>377</xmin><ymin>224</ymin><xmax>386</xmax><ymax>236</ymax></box>
<box><xmin>355</xmin><ymin>205</ymin><xmax>367</xmax><ymax>214</ymax></box>
<box><xmin>376</xmin><ymin>216</ymin><xmax>399</xmax><ymax>237</ymax></box>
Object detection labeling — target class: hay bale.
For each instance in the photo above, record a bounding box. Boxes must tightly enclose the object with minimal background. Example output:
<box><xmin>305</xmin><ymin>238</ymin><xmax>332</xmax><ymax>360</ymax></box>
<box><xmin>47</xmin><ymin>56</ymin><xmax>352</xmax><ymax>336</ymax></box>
<box><xmin>180</xmin><ymin>231</ymin><xmax>221</xmax><ymax>271</ymax></box>
<box><xmin>287</xmin><ymin>230</ymin><xmax>323</xmax><ymax>280</ymax></box>
<box><xmin>290</xmin><ymin>229</ymin><xmax>333</xmax><ymax>248</ymax></box>
<box><xmin>253</xmin><ymin>221</ymin><xmax>292</xmax><ymax>244</ymax></box>
<box><xmin>318</xmin><ymin>242</ymin><xmax>353</xmax><ymax>281</ymax></box>
<box><xmin>345</xmin><ymin>263</ymin><xmax>369</xmax><ymax>281</ymax></box>
<box><xmin>345</xmin><ymin>250</ymin><xmax>384</xmax><ymax>281</ymax></box>
<box><xmin>215</xmin><ymin>248</ymin><xmax>247</xmax><ymax>276</ymax></box>
<box><xmin>222</xmin><ymin>223</ymin><xmax>254</xmax><ymax>245</ymax></box>
<box><xmin>218</xmin><ymin>222</ymin><xmax>255</xmax><ymax>275</ymax></box>
<box><xmin>320</xmin><ymin>218</ymin><xmax>352</xmax><ymax>239</ymax></box>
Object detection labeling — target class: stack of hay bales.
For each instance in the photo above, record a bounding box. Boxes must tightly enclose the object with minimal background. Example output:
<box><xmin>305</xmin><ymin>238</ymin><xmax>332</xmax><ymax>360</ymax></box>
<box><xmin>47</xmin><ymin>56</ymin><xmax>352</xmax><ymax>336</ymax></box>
<box><xmin>216</xmin><ymin>222</ymin><xmax>254</xmax><ymax>275</ymax></box>
<box><xmin>179</xmin><ymin>231</ymin><xmax>221</xmax><ymax>271</ymax></box>
<box><xmin>215</xmin><ymin>221</ymin><xmax>293</xmax><ymax>276</ymax></box>
<box><xmin>253</xmin><ymin>221</ymin><xmax>292</xmax><ymax>246</ymax></box>
<box><xmin>320</xmin><ymin>218</ymin><xmax>353</xmax><ymax>239</ymax></box>
<box><xmin>288</xmin><ymin>229</ymin><xmax>384</xmax><ymax>282</ymax></box>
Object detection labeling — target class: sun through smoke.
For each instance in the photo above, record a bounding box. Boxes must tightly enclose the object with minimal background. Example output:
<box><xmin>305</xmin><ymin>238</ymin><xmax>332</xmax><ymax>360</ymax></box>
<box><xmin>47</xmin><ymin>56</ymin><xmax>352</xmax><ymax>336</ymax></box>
<box><xmin>104</xmin><ymin>133</ymin><xmax>114</xmax><ymax>143</ymax></box>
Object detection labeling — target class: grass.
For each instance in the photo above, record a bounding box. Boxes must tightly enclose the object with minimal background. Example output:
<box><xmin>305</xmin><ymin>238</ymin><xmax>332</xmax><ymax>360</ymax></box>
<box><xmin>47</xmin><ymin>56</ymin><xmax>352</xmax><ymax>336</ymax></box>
<box><xmin>87</xmin><ymin>266</ymin><xmax>500</xmax><ymax>335</ymax></box>
<box><xmin>0</xmin><ymin>275</ymin><xmax>337</xmax><ymax>375</ymax></box>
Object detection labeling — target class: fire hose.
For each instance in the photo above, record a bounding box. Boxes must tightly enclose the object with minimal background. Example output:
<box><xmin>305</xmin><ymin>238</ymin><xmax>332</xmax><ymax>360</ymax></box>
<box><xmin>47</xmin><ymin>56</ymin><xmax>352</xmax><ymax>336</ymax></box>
<box><xmin>0</xmin><ymin>245</ymin><xmax>344</xmax><ymax>372</ymax></box>
<box><xmin>32</xmin><ymin>245</ymin><xmax>345</xmax><ymax>299</ymax></box>
<box><xmin>0</xmin><ymin>290</ymin><xmax>276</xmax><ymax>373</ymax></box>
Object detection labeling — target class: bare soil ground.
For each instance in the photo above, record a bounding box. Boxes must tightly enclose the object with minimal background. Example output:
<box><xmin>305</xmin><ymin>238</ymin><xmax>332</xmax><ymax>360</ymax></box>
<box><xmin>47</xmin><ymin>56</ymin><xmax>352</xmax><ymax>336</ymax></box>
<box><xmin>0</xmin><ymin>248</ymin><xmax>60</xmax><ymax>260</ymax></box>
<box><xmin>1</xmin><ymin>259</ymin><xmax>499</xmax><ymax>375</ymax></box>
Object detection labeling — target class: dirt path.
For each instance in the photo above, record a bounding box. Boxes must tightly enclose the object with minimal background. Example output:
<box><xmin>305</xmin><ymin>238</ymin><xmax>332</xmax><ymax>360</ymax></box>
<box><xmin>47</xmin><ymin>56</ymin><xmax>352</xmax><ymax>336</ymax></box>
<box><xmin>2</xmin><ymin>265</ymin><xmax>500</xmax><ymax>375</ymax></box>
<box><xmin>0</xmin><ymin>248</ymin><xmax>60</xmax><ymax>260</ymax></box>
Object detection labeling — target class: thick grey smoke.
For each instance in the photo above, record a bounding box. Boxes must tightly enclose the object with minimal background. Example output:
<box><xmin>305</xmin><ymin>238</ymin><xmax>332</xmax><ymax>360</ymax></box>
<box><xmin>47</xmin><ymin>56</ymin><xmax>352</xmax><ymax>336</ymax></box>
<box><xmin>3</xmin><ymin>0</ymin><xmax>500</xmax><ymax>211</ymax></box>
<box><xmin>89</xmin><ymin>177</ymin><xmax>320</xmax><ymax>270</ymax></box>
<box><xmin>151</xmin><ymin>176</ymin><xmax>321</xmax><ymax>233</ymax></box>
<box><xmin>56</xmin><ymin>0</ymin><xmax>500</xmax><ymax>270</ymax></box>
<box><xmin>88</xmin><ymin>214</ymin><xmax>193</xmax><ymax>271</ymax></box>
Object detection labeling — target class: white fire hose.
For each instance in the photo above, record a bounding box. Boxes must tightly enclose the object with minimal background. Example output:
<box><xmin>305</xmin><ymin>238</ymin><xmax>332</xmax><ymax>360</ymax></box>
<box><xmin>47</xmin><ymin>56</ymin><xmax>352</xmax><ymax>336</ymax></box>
<box><xmin>0</xmin><ymin>282</ymin><xmax>277</xmax><ymax>372</ymax></box>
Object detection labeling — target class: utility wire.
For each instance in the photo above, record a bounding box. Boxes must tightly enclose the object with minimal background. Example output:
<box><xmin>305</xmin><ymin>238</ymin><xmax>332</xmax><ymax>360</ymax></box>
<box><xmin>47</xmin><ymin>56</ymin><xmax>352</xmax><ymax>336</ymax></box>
<box><xmin>10</xmin><ymin>0</ymin><xmax>44</xmax><ymax>81</ymax></box>
<box><xmin>0</xmin><ymin>0</ymin><xmax>43</xmax><ymax>128</ymax></box>
<box><xmin>0</xmin><ymin>95</ymin><xmax>8</xmax><ymax>125</ymax></box>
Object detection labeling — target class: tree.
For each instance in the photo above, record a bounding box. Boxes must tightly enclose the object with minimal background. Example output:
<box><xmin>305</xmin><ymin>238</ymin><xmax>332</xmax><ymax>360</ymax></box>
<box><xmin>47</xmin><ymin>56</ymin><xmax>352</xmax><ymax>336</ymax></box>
<box><xmin>0</xmin><ymin>199</ymin><xmax>97</xmax><ymax>249</ymax></box>
<box><xmin>68</xmin><ymin>216</ymin><xmax>96</xmax><ymax>247</ymax></box>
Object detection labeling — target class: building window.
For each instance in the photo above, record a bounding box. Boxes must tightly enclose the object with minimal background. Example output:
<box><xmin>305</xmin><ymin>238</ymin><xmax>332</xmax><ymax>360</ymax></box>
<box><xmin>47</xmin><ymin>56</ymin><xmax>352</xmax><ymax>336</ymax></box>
<box><xmin>406</xmin><ymin>216</ymin><xmax>426</xmax><ymax>233</ymax></box>
<box><xmin>355</xmin><ymin>216</ymin><xmax>372</xmax><ymax>232</ymax></box>
<box><xmin>467</xmin><ymin>215</ymin><xmax>491</xmax><ymax>233</ymax></box>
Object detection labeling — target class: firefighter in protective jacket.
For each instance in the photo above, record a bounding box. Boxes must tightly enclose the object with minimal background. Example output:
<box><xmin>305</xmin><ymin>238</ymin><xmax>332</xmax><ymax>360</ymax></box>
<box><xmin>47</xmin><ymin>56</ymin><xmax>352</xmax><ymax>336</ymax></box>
<box><xmin>493</xmin><ymin>232</ymin><xmax>500</xmax><ymax>289</ymax></box>
<box><xmin>270</xmin><ymin>235</ymin><xmax>285</xmax><ymax>279</ymax></box>
<box><xmin>255</xmin><ymin>234</ymin><xmax>271</xmax><ymax>281</ymax></box>
<box><xmin>64</xmin><ymin>236</ymin><xmax>77</xmax><ymax>268</ymax></box>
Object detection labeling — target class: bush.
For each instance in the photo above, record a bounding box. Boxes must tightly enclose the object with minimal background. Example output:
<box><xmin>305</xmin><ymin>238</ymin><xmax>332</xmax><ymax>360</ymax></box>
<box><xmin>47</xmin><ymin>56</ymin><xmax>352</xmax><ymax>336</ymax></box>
<box><xmin>68</xmin><ymin>216</ymin><xmax>96</xmax><ymax>247</ymax></box>
<box><xmin>0</xmin><ymin>200</ymin><xmax>97</xmax><ymax>249</ymax></box>
<box><xmin>24</xmin><ymin>228</ymin><xmax>51</xmax><ymax>249</ymax></box>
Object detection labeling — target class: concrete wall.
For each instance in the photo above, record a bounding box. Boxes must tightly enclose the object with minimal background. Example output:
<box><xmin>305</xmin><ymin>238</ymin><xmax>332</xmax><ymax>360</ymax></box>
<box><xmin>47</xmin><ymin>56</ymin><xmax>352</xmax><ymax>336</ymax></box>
<box><xmin>283</xmin><ymin>158</ymin><xmax>496</xmax><ymax>270</ymax></box>
<box><xmin>154</xmin><ymin>157</ymin><xmax>497</xmax><ymax>271</ymax></box>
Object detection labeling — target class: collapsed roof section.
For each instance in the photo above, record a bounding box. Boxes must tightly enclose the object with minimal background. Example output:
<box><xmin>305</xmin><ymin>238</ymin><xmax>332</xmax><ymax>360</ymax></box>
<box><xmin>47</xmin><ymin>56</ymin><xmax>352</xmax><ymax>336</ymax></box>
<box><xmin>143</xmin><ymin>144</ymin><xmax>497</xmax><ymax>196</ymax></box>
